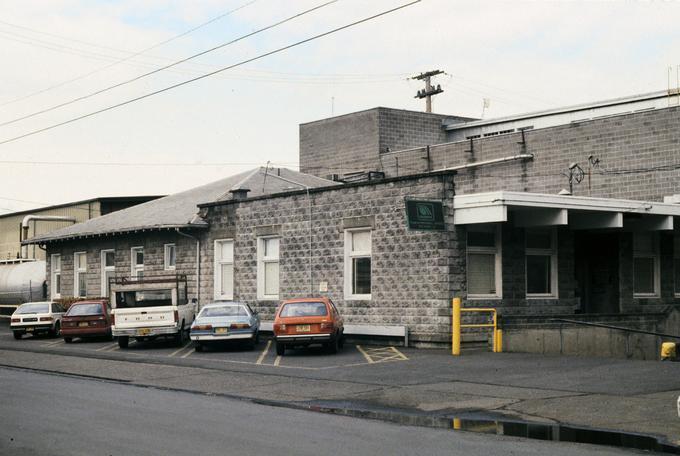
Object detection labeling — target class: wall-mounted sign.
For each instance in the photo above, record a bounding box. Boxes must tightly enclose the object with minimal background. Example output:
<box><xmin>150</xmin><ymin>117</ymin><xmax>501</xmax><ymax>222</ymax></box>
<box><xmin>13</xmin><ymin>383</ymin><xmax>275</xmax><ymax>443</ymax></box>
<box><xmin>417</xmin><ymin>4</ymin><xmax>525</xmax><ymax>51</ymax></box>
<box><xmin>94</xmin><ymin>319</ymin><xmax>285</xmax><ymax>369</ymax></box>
<box><xmin>405</xmin><ymin>199</ymin><xmax>445</xmax><ymax>231</ymax></box>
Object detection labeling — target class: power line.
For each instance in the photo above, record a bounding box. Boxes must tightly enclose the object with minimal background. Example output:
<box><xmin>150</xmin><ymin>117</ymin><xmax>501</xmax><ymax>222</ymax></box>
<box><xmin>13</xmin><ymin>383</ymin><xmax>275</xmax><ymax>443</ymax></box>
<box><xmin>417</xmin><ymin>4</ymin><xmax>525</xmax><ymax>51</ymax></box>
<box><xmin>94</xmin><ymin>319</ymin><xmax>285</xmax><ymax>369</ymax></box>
<box><xmin>0</xmin><ymin>0</ymin><xmax>334</xmax><ymax>128</ymax></box>
<box><xmin>0</xmin><ymin>0</ymin><xmax>257</xmax><ymax>109</ymax></box>
<box><xmin>0</xmin><ymin>0</ymin><xmax>421</xmax><ymax>147</ymax></box>
<box><xmin>0</xmin><ymin>159</ymin><xmax>297</xmax><ymax>167</ymax></box>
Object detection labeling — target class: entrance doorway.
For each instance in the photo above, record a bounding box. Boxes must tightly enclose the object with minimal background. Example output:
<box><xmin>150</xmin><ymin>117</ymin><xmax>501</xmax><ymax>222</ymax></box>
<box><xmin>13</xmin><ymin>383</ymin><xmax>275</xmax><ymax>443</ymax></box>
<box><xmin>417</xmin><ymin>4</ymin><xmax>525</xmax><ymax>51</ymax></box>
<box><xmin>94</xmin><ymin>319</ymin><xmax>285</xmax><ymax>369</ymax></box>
<box><xmin>574</xmin><ymin>232</ymin><xmax>620</xmax><ymax>314</ymax></box>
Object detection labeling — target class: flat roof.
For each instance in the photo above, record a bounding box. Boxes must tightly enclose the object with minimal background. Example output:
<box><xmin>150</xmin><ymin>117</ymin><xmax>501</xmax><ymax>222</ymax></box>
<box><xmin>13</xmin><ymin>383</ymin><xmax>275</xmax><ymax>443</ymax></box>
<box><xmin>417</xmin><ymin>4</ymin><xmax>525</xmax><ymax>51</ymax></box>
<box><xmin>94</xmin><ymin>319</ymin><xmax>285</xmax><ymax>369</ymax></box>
<box><xmin>0</xmin><ymin>195</ymin><xmax>164</xmax><ymax>219</ymax></box>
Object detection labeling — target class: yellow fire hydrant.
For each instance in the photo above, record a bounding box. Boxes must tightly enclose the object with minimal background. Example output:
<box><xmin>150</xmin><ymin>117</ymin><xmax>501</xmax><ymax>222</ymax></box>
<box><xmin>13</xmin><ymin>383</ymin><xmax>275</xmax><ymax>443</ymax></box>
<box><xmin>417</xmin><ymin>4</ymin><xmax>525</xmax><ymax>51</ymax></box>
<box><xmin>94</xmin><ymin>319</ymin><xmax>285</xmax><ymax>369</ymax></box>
<box><xmin>661</xmin><ymin>342</ymin><xmax>677</xmax><ymax>361</ymax></box>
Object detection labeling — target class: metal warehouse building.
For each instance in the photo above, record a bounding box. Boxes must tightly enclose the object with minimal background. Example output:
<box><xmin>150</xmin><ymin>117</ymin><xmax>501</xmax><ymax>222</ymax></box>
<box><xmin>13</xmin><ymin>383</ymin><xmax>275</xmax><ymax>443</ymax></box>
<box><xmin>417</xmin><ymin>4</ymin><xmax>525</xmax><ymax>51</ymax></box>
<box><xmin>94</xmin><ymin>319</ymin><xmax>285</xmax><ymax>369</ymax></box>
<box><xmin>23</xmin><ymin>90</ymin><xmax>680</xmax><ymax>353</ymax></box>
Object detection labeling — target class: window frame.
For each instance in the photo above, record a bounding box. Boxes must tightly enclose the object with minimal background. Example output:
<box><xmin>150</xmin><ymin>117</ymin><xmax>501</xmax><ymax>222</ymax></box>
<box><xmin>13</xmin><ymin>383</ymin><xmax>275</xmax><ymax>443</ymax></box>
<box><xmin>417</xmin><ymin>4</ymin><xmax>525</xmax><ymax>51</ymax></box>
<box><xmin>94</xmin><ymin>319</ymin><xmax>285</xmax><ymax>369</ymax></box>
<box><xmin>130</xmin><ymin>246</ymin><xmax>144</xmax><ymax>279</ymax></box>
<box><xmin>525</xmin><ymin>228</ymin><xmax>558</xmax><ymax>299</ymax></box>
<box><xmin>73</xmin><ymin>251</ymin><xmax>87</xmax><ymax>298</ymax></box>
<box><xmin>164</xmin><ymin>244</ymin><xmax>176</xmax><ymax>271</ymax></box>
<box><xmin>101</xmin><ymin>249</ymin><xmax>115</xmax><ymax>298</ymax></box>
<box><xmin>466</xmin><ymin>225</ymin><xmax>502</xmax><ymax>300</ymax></box>
<box><xmin>257</xmin><ymin>236</ymin><xmax>280</xmax><ymax>301</ymax></box>
<box><xmin>214</xmin><ymin>239</ymin><xmax>234</xmax><ymax>301</ymax></box>
<box><xmin>344</xmin><ymin>228</ymin><xmax>372</xmax><ymax>301</ymax></box>
<box><xmin>51</xmin><ymin>254</ymin><xmax>61</xmax><ymax>299</ymax></box>
<box><xmin>633</xmin><ymin>232</ymin><xmax>660</xmax><ymax>298</ymax></box>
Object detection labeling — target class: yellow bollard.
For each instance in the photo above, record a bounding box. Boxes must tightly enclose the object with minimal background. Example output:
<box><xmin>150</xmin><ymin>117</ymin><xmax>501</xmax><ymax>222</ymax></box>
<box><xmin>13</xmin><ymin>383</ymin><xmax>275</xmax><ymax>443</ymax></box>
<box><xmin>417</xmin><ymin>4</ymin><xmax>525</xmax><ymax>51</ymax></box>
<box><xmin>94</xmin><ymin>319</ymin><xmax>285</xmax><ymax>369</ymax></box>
<box><xmin>452</xmin><ymin>297</ymin><xmax>461</xmax><ymax>356</ymax></box>
<box><xmin>496</xmin><ymin>329</ymin><xmax>503</xmax><ymax>353</ymax></box>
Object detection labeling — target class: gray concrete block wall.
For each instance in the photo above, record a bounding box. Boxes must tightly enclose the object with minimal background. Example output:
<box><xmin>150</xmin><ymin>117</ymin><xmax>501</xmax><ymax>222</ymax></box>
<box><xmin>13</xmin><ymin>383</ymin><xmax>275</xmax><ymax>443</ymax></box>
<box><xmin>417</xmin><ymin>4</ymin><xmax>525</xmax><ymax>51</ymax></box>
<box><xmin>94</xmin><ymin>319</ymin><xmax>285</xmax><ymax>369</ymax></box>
<box><xmin>45</xmin><ymin>232</ymin><xmax>200</xmax><ymax>302</ymax></box>
<box><xmin>200</xmin><ymin>174</ymin><xmax>455</xmax><ymax>344</ymax></box>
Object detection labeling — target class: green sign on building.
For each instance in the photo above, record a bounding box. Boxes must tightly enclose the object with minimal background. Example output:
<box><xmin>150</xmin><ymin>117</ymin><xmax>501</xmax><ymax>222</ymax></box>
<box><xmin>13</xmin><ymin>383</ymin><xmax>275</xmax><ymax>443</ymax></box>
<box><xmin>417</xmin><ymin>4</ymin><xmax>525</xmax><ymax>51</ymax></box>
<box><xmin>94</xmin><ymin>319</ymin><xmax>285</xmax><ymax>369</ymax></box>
<box><xmin>405</xmin><ymin>199</ymin><xmax>445</xmax><ymax>231</ymax></box>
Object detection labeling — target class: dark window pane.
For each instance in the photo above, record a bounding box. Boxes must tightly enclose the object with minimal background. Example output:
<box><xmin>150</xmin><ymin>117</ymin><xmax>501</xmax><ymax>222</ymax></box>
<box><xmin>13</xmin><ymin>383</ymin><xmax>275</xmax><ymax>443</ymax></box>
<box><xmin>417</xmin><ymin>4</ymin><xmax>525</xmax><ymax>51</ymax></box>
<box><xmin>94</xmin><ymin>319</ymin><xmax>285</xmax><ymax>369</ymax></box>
<box><xmin>675</xmin><ymin>259</ymin><xmax>680</xmax><ymax>294</ymax></box>
<box><xmin>634</xmin><ymin>257</ymin><xmax>655</xmax><ymax>294</ymax></box>
<box><xmin>55</xmin><ymin>274</ymin><xmax>61</xmax><ymax>294</ymax></box>
<box><xmin>105</xmin><ymin>251</ymin><xmax>115</xmax><ymax>267</ymax></box>
<box><xmin>353</xmin><ymin>257</ymin><xmax>371</xmax><ymax>295</ymax></box>
<box><xmin>468</xmin><ymin>253</ymin><xmax>496</xmax><ymax>295</ymax></box>
<box><xmin>467</xmin><ymin>231</ymin><xmax>495</xmax><ymax>248</ymax></box>
<box><xmin>78</xmin><ymin>274</ymin><xmax>87</xmax><ymax>297</ymax></box>
<box><xmin>527</xmin><ymin>255</ymin><xmax>551</xmax><ymax>294</ymax></box>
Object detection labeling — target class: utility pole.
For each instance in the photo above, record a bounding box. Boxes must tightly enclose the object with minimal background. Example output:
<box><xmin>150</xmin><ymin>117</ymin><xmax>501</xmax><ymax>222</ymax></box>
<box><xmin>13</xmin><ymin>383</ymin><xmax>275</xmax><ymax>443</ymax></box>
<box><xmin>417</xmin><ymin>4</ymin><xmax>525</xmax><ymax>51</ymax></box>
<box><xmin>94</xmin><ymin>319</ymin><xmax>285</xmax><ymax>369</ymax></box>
<box><xmin>412</xmin><ymin>69</ymin><xmax>444</xmax><ymax>113</ymax></box>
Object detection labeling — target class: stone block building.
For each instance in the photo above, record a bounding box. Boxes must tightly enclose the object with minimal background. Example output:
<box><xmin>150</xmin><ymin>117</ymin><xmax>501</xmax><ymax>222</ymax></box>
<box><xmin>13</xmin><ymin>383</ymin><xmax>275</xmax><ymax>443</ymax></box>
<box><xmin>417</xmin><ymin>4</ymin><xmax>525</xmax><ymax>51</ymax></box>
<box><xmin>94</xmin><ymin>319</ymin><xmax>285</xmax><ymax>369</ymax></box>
<box><xmin>23</xmin><ymin>90</ymin><xmax>680</xmax><ymax>349</ymax></box>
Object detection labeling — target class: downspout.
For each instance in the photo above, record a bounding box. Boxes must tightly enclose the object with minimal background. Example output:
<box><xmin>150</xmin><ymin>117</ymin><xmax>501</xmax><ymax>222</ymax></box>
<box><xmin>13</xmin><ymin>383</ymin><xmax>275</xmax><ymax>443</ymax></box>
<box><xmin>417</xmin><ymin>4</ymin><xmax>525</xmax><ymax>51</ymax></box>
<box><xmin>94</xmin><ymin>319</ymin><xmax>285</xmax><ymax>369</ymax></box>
<box><xmin>176</xmin><ymin>229</ymin><xmax>200</xmax><ymax>308</ymax></box>
<box><xmin>20</xmin><ymin>215</ymin><xmax>76</xmax><ymax>259</ymax></box>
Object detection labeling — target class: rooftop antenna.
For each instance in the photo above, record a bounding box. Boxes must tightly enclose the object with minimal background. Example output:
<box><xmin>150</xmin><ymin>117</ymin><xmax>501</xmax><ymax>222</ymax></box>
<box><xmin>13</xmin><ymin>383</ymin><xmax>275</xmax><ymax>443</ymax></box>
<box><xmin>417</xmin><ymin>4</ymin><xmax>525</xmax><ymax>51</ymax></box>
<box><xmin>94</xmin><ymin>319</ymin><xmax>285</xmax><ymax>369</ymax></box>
<box><xmin>411</xmin><ymin>69</ymin><xmax>444</xmax><ymax>113</ymax></box>
<box><xmin>481</xmin><ymin>98</ymin><xmax>490</xmax><ymax>118</ymax></box>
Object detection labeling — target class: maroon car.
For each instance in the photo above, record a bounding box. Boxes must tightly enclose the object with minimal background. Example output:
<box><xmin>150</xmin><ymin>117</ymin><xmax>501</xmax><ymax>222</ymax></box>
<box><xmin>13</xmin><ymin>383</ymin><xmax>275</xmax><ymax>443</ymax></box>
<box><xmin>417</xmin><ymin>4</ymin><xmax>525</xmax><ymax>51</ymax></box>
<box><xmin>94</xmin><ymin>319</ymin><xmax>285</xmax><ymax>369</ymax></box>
<box><xmin>61</xmin><ymin>300</ymin><xmax>112</xmax><ymax>343</ymax></box>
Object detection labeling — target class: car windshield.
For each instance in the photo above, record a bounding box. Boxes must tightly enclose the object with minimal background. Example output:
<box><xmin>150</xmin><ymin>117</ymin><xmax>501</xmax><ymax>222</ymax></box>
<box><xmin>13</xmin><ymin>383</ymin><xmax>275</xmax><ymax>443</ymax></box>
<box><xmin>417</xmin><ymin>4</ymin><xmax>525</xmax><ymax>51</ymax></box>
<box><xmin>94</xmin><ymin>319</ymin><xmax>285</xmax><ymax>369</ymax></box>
<box><xmin>200</xmin><ymin>305</ymin><xmax>249</xmax><ymax>318</ymax></box>
<box><xmin>67</xmin><ymin>304</ymin><xmax>103</xmax><ymax>316</ymax></box>
<box><xmin>16</xmin><ymin>303</ymin><xmax>49</xmax><ymax>314</ymax></box>
<box><xmin>115</xmin><ymin>289</ymin><xmax>172</xmax><ymax>308</ymax></box>
<box><xmin>279</xmin><ymin>302</ymin><xmax>328</xmax><ymax>317</ymax></box>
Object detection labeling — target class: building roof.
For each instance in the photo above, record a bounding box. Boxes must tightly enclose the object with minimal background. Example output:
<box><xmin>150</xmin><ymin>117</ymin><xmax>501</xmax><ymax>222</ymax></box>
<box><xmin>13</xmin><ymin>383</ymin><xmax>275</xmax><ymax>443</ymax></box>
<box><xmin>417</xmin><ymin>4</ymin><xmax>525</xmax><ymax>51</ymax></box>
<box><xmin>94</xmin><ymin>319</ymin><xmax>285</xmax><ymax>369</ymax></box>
<box><xmin>0</xmin><ymin>195</ymin><xmax>164</xmax><ymax>219</ymax></box>
<box><xmin>23</xmin><ymin>167</ymin><xmax>337</xmax><ymax>244</ymax></box>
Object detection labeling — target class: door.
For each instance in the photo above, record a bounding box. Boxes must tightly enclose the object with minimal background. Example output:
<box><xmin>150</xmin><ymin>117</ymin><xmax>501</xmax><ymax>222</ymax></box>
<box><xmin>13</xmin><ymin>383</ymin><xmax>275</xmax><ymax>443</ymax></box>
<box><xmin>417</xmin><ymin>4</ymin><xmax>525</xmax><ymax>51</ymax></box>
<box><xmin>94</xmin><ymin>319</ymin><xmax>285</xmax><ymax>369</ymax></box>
<box><xmin>575</xmin><ymin>233</ymin><xmax>620</xmax><ymax>314</ymax></box>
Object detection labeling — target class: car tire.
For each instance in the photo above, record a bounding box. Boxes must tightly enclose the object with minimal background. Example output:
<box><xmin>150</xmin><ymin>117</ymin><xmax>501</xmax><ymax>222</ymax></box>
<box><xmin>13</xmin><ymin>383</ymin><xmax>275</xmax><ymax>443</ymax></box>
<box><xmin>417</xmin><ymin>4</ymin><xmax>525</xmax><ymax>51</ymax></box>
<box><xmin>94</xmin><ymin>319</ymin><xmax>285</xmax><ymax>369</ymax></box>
<box><xmin>64</xmin><ymin>337</ymin><xmax>73</xmax><ymax>344</ymax></box>
<box><xmin>254</xmin><ymin>330</ymin><xmax>260</xmax><ymax>345</ymax></box>
<box><xmin>276</xmin><ymin>342</ymin><xmax>285</xmax><ymax>356</ymax></box>
<box><xmin>327</xmin><ymin>333</ymin><xmax>339</xmax><ymax>354</ymax></box>
<box><xmin>338</xmin><ymin>331</ymin><xmax>345</xmax><ymax>349</ymax></box>
<box><xmin>173</xmin><ymin>321</ymin><xmax>187</xmax><ymax>347</ymax></box>
<box><xmin>195</xmin><ymin>343</ymin><xmax>203</xmax><ymax>352</ymax></box>
<box><xmin>51</xmin><ymin>322</ymin><xmax>61</xmax><ymax>338</ymax></box>
<box><xmin>118</xmin><ymin>336</ymin><xmax>129</xmax><ymax>349</ymax></box>
<box><xmin>13</xmin><ymin>331</ymin><xmax>22</xmax><ymax>340</ymax></box>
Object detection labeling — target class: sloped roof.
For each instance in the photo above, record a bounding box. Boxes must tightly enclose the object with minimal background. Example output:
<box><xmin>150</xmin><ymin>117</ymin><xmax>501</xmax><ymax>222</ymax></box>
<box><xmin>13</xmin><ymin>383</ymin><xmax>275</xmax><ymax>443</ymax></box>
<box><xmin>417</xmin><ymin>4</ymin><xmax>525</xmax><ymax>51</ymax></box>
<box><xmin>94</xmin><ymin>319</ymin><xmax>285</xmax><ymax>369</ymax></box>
<box><xmin>24</xmin><ymin>167</ymin><xmax>337</xmax><ymax>244</ymax></box>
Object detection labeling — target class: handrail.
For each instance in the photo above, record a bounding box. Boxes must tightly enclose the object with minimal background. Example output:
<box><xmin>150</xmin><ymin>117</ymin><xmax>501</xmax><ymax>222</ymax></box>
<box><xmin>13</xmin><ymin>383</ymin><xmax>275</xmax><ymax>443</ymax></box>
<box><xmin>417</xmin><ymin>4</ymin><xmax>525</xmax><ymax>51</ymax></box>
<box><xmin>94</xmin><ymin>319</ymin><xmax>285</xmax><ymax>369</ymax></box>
<box><xmin>550</xmin><ymin>318</ymin><xmax>680</xmax><ymax>340</ymax></box>
<box><xmin>451</xmin><ymin>298</ymin><xmax>502</xmax><ymax>355</ymax></box>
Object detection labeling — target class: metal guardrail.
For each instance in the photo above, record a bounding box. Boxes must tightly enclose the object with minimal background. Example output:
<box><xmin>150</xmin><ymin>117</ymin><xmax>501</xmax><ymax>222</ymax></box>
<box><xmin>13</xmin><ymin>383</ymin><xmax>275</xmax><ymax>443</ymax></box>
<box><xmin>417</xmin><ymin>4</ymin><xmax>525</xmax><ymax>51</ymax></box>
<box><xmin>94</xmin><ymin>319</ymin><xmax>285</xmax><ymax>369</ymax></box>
<box><xmin>451</xmin><ymin>298</ymin><xmax>502</xmax><ymax>356</ymax></box>
<box><xmin>550</xmin><ymin>318</ymin><xmax>680</xmax><ymax>340</ymax></box>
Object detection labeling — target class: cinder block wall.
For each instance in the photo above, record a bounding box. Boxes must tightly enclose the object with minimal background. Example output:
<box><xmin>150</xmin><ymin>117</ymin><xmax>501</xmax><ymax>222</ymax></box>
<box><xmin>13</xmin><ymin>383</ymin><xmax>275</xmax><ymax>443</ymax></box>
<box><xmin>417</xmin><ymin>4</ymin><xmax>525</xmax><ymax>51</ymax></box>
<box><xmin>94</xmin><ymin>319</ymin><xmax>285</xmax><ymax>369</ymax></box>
<box><xmin>201</xmin><ymin>173</ymin><xmax>455</xmax><ymax>344</ymax></box>
<box><xmin>45</xmin><ymin>232</ymin><xmax>199</xmax><ymax>302</ymax></box>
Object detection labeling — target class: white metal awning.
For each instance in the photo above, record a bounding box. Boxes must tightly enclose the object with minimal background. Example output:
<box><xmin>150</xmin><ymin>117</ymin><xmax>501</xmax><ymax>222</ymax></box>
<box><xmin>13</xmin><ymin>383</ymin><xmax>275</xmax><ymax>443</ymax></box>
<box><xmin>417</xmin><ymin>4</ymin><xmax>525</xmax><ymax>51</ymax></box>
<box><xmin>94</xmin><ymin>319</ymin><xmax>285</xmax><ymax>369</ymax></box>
<box><xmin>452</xmin><ymin>191</ymin><xmax>680</xmax><ymax>230</ymax></box>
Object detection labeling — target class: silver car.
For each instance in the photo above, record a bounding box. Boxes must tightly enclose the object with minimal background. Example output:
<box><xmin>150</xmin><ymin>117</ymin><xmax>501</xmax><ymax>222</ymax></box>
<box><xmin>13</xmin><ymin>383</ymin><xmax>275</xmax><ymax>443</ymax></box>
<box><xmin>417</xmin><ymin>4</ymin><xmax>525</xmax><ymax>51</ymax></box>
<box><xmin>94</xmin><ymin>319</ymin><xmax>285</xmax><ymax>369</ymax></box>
<box><xmin>11</xmin><ymin>301</ymin><xmax>65</xmax><ymax>339</ymax></box>
<box><xmin>190</xmin><ymin>302</ymin><xmax>260</xmax><ymax>351</ymax></box>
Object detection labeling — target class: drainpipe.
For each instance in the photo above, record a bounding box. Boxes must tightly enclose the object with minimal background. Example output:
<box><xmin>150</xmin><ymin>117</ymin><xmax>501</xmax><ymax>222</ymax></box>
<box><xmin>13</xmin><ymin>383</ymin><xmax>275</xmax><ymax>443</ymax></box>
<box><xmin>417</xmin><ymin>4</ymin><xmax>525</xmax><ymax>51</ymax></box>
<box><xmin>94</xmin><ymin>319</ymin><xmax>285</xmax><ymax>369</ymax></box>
<box><xmin>176</xmin><ymin>229</ymin><xmax>200</xmax><ymax>308</ymax></box>
<box><xmin>20</xmin><ymin>215</ymin><xmax>76</xmax><ymax>259</ymax></box>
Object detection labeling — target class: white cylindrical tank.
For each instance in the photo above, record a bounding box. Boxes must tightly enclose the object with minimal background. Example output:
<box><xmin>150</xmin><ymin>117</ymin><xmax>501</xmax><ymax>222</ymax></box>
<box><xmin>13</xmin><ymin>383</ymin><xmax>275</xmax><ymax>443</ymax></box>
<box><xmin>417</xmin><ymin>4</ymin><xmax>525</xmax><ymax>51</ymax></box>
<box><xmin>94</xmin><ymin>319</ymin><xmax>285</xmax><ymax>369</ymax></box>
<box><xmin>0</xmin><ymin>261</ymin><xmax>47</xmax><ymax>305</ymax></box>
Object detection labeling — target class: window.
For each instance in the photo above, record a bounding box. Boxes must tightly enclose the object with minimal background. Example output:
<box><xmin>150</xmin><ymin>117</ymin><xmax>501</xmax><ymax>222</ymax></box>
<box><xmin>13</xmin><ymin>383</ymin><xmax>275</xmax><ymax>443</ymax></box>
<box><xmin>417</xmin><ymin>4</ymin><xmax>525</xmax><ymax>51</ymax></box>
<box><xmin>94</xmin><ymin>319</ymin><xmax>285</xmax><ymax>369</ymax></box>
<box><xmin>164</xmin><ymin>244</ymin><xmax>176</xmax><ymax>270</ymax></box>
<box><xmin>257</xmin><ymin>237</ymin><xmax>279</xmax><ymax>300</ymax></box>
<box><xmin>214</xmin><ymin>240</ymin><xmax>234</xmax><ymax>300</ymax></box>
<box><xmin>675</xmin><ymin>234</ymin><xmax>680</xmax><ymax>297</ymax></box>
<box><xmin>634</xmin><ymin>233</ymin><xmax>659</xmax><ymax>297</ymax></box>
<box><xmin>101</xmin><ymin>250</ymin><xmax>115</xmax><ymax>298</ymax></box>
<box><xmin>131</xmin><ymin>247</ymin><xmax>144</xmax><ymax>278</ymax></box>
<box><xmin>344</xmin><ymin>229</ymin><xmax>371</xmax><ymax>299</ymax></box>
<box><xmin>526</xmin><ymin>228</ymin><xmax>558</xmax><ymax>298</ymax></box>
<box><xmin>74</xmin><ymin>252</ymin><xmax>87</xmax><ymax>297</ymax></box>
<box><xmin>467</xmin><ymin>226</ymin><xmax>502</xmax><ymax>298</ymax></box>
<box><xmin>51</xmin><ymin>254</ymin><xmax>61</xmax><ymax>299</ymax></box>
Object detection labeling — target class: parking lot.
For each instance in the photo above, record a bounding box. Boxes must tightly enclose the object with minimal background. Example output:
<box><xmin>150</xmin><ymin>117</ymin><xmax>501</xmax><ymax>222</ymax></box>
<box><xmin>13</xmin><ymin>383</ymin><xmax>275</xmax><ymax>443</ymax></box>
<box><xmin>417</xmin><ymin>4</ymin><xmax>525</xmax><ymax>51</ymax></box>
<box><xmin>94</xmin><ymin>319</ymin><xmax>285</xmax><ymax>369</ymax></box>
<box><xmin>0</xmin><ymin>326</ymin><xmax>410</xmax><ymax>371</ymax></box>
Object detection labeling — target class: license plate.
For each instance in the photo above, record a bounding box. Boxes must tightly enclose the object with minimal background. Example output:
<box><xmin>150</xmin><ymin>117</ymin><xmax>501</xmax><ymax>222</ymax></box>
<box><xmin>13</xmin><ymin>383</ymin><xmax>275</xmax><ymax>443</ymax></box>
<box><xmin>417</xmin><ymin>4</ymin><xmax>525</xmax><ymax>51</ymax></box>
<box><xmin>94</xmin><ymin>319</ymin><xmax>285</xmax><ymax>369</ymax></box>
<box><xmin>137</xmin><ymin>328</ymin><xmax>151</xmax><ymax>336</ymax></box>
<box><xmin>215</xmin><ymin>327</ymin><xmax>228</xmax><ymax>334</ymax></box>
<box><xmin>26</xmin><ymin>327</ymin><xmax>33</xmax><ymax>332</ymax></box>
<box><xmin>78</xmin><ymin>322</ymin><xmax>89</xmax><ymax>327</ymax></box>
<box><xmin>297</xmin><ymin>324</ymin><xmax>311</xmax><ymax>332</ymax></box>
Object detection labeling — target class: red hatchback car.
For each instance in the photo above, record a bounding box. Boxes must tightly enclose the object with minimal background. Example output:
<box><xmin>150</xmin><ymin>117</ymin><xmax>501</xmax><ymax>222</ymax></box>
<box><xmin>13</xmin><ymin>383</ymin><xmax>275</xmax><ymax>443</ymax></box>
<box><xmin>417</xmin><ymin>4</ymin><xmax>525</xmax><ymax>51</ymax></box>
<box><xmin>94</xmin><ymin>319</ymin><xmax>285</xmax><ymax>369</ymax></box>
<box><xmin>273</xmin><ymin>297</ymin><xmax>344</xmax><ymax>356</ymax></box>
<box><xmin>61</xmin><ymin>300</ymin><xmax>113</xmax><ymax>343</ymax></box>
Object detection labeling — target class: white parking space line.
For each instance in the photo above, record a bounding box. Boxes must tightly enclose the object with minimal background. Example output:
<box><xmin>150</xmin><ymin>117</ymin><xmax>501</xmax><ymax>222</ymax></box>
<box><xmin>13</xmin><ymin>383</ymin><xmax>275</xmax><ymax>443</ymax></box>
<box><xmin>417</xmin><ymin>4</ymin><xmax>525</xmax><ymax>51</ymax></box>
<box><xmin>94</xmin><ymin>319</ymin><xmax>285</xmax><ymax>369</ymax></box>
<box><xmin>96</xmin><ymin>343</ymin><xmax>118</xmax><ymax>352</ymax></box>
<box><xmin>180</xmin><ymin>347</ymin><xmax>194</xmax><ymax>359</ymax></box>
<box><xmin>273</xmin><ymin>356</ymin><xmax>281</xmax><ymax>367</ymax></box>
<box><xmin>256</xmin><ymin>340</ymin><xmax>271</xmax><ymax>365</ymax></box>
<box><xmin>42</xmin><ymin>339</ymin><xmax>64</xmax><ymax>348</ymax></box>
<box><xmin>168</xmin><ymin>342</ymin><xmax>190</xmax><ymax>357</ymax></box>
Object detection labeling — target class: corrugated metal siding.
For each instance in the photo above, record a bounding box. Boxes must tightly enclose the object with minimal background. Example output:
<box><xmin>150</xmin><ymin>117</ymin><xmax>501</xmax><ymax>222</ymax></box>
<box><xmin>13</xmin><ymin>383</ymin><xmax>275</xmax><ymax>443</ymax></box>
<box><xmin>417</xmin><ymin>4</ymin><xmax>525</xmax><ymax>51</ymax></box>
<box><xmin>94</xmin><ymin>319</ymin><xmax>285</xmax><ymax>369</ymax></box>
<box><xmin>0</xmin><ymin>202</ymin><xmax>101</xmax><ymax>261</ymax></box>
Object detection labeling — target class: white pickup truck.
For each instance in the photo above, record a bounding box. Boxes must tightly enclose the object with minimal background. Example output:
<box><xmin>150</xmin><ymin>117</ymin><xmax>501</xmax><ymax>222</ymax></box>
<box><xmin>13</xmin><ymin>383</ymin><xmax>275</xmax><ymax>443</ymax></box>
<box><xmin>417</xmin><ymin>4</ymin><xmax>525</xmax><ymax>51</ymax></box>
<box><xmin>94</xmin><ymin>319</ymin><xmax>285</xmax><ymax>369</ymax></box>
<box><xmin>110</xmin><ymin>275</ymin><xmax>197</xmax><ymax>349</ymax></box>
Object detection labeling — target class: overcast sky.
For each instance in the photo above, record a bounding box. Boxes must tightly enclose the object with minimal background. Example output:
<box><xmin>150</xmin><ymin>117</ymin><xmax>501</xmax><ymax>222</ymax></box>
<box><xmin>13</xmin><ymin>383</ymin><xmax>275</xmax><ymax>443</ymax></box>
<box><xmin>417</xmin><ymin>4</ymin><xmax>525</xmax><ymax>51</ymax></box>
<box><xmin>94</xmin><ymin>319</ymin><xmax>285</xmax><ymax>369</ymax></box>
<box><xmin>0</xmin><ymin>0</ymin><xmax>678</xmax><ymax>214</ymax></box>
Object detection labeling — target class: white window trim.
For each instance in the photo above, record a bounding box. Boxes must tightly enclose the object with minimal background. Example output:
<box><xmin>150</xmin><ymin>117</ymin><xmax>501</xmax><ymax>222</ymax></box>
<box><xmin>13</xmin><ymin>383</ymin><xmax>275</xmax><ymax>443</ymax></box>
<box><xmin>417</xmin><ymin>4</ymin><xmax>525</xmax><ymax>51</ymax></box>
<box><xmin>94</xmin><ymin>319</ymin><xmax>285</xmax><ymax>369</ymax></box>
<box><xmin>164</xmin><ymin>244</ymin><xmax>176</xmax><ymax>271</ymax></box>
<box><xmin>101</xmin><ymin>250</ymin><xmax>115</xmax><ymax>298</ymax></box>
<box><xmin>51</xmin><ymin>254</ymin><xmax>61</xmax><ymax>299</ymax></box>
<box><xmin>525</xmin><ymin>228</ymin><xmax>559</xmax><ymax>299</ymax></box>
<box><xmin>344</xmin><ymin>228</ymin><xmax>372</xmax><ymax>301</ymax></box>
<box><xmin>634</xmin><ymin>233</ymin><xmax>660</xmax><ymax>298</ymax></box>
<box><xmin>257</xmin><ymin>236</ymin><xmax>280</xmax><ymax>300</ymax></box>
<box><xmin>467</xmin><ymin>226</ymin><xmax>503</xmax><ymax>300</ymax></box>
<box><xmin>214</xmin><ymin>239</ymin><xmax>234</xmax><ymax>300</ymax></box>
<box><xmin>131</xmin><ymin>246</ymin><xmax>144</xmax><ymax>278</ymax></box>
<box><xmin>74</xmin><ymin>251</ymin><xmax>87</xmax><ymax>298</ymax></box>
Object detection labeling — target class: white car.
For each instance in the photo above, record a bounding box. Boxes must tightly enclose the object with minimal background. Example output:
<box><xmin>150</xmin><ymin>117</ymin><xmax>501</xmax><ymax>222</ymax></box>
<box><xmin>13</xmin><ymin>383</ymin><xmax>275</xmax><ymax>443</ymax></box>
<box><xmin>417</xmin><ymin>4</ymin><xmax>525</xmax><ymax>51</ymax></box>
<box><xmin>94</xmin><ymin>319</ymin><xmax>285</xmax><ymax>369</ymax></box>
<box><xmin>11</xmin><ymin>301</ymin><xmax>65</xmax><ymax>339</ymax></box>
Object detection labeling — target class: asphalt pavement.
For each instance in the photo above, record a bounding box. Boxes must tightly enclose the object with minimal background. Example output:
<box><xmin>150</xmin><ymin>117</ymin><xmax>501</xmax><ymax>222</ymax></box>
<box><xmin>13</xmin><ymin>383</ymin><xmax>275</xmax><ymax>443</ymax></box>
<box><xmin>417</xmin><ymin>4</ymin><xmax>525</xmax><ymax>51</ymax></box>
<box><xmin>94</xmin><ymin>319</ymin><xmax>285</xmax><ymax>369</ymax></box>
<box><xmin>0</xmin><ymin>366</ymin><xmax>650</xmax><ymax>456</ymax></box>
<box><xmin>1</xmin><ymin>322</ymin><xmax>679</xmax><ymax>452</ymax></box>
